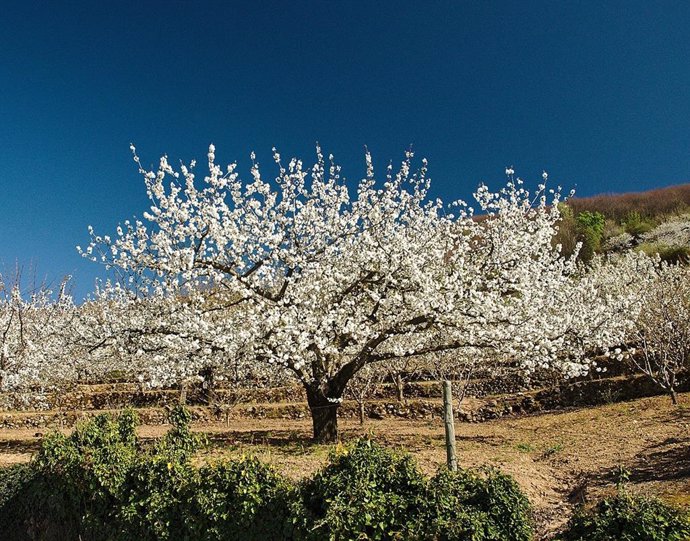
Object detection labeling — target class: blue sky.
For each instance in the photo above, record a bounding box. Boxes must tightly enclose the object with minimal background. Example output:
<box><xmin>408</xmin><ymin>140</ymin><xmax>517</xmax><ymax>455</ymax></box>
<box><xmin>2</xmin><ymin>1</ymin><xmax>690</xmax><ymax>299</ymax></box>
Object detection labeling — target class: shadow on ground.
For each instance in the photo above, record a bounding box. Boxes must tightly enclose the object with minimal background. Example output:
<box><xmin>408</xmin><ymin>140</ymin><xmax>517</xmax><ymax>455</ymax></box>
<box><xmin>0</xmin><ymin>439</ymin><xmax>41</xmax><ymax>454</ymax></box>
<box><xmin>592</xmin><ymin>435</ymin><xmax>690</xmax><ymax>487</ymax></box>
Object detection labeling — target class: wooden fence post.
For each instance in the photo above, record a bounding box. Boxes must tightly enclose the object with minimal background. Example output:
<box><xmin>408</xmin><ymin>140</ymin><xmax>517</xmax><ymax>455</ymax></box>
<box><xmin>443</xmin><ymin>380</ymin><xmax>458</xmax><ymax>471</ymax></box>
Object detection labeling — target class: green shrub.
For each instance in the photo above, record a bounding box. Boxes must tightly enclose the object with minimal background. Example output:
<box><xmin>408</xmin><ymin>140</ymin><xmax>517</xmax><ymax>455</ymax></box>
<box><xmin>418</xmin><ymin>467</ymin><xmax>533</xmax><ymax>541</ymax></box>
<box><xmin>554</xmin><ymin>205</ymin><xmax>607</xmax><ymax>262</ymax></box>
<box><xmin>100</xmin><ymin>405</ymin><xmax>202</xmax><ymax>540</ymax></box>
<box><xmin>576</xmin><ymin>211</ymin><xmax>605</xmax><ymax>262</ymax></box>
<box><xmin>1</xmin><ymin>426</ymin><xmax>535</xmax><ymax>541</ymax></box>
<box><xmin>623</xmin><ymin>211</ymin><xmax>655</xmax><ymax>236</ymax></box>
<box><xmin>0</xmin><ymin>464</ymin><xmax>34</xmax><ymax>511</ymax></box>
<box><xmin>33</xmin><ymin>409</ymin><xmax>141</xmax><ymax>539</ymax></box>
<box><xmin>0</xmin><ymin>408</ymin><xmax>294</xmax><ymax>541</ymax></box>
<box><xmin>559</xmin><ymin>490</ymin><xmax>690</xmax><ymax>541</ymax></box>
<box><xmin>554</xmin><ymin>204</ymin><xmax>579</xmax><ymax>258</ymax></box>
<box><xmin>0</xmin><ymin>463</ymin><xmax>79</xmax><ymax>541</ymax></box>
<box><xmin>159</xmin><ymin>404</ymin><xmax>203</xmax><ymax>460</ymax></box>
<box><xmin>115</xmin><ymin>444</ymin><xmax>196</xmax><ymax>540</ymax></box>
<box><xmin>0</xmin><ymin>407</ymin><xmax>198</xmax><ymax>541</ymax></box>
<box><xmin>576</xmin><ymin>211</ymin><xmax>605</xmax><ymax>236</ymax></box>
<box><xmin>189</xmin><ymin>457</ymin><xmax>294</xmax><ymax>541</ymax></box>
<box><xmin>294</xmin><ymin>438</ymin><xmax>426</xmax><ymax>540</ymax></box>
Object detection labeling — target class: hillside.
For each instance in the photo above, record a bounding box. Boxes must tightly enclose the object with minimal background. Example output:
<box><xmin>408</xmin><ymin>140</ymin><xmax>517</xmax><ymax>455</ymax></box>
<box><xmin>568</xmin><ymin>183</ymin><xmax>690</xmax><ymax>221</ymax></box>
<box><xmin>557</xmin><ymin>183</ymin><xmax>690</xmax><ymax>263</ymax></box>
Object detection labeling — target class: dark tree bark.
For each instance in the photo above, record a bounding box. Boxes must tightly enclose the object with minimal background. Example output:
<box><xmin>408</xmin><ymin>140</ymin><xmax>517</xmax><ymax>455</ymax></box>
<box><xmin>669</xmin><ymin>372</ymin><xmax>679</xmax><ymax>405</ymax></box>
<box><xmin>302</xmin><ymin>352</ymin><xmax>377</xmax><ymax>441</ymax></box>
<box><xmin>306</xmin><ymin>383</ymin><xmax>340</xmax><ymax>443</ymax></box>
<box><xmin>199</xmin><ymin>365</ymin><xmax>217</xmax><ymax>405</ymax></box>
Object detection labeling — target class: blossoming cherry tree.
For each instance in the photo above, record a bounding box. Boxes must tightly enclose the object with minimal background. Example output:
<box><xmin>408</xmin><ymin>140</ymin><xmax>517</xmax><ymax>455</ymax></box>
<box><xmin>81</xmin><ymin>146</ymin><xmax>640</xmax><ymax>441</ymax></box>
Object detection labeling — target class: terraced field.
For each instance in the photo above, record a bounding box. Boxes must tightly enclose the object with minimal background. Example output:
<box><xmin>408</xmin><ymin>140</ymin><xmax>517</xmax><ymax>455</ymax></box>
<box><xmin>0</xmin><ymin>375</ymin><xmax>688</xmax><ymax>539</ymax></box>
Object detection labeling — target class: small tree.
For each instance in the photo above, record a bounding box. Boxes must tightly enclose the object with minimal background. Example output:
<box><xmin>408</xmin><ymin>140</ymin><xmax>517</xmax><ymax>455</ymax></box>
<box><xmin>81</xmin><ymin>147</ymin><xmax>647</xmax><ymax>442</ymax></box>
<box><xmin>425</xmin><ymin>349</ymin><xmax>483</xmax><ymax>418</ymax></box>
<box><xmin>553</xmin><ymin>203</ymin><xmax>580</xmax><ymax>259</ymax></box>
<box><xmin>625</xmin><ymin>264</ymin><xmax>690</xmax><ymax>404</ymax></box>
<box><xmin>553</xmin><ymin>205</ymin><xmax>606</xmax><ymax>263</ymax></box>
<box><xmin>0</xmin><ymin>272</ymin><xmax>77</xmax><ymax>394</ymax></box>
<box><xmin>384</xmin><ymin>355</ymin><xmax>423</xmax><ymax>402</ymax></box>
<box><xmin>345</xmin><ymin>363</ymin><xmax>384</xmax><ymax>425</ymax></box>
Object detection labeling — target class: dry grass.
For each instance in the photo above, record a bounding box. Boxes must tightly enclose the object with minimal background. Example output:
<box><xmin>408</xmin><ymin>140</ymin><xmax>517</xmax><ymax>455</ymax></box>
<box><xmin>569</xmin><ymin>183</ymin><xmax>690</xmax><ymax>221</ymax></box>
<box><xmin>0</xmin><ymin>393</ymin><xmax>688</xmax><ymax>539</ymax></box>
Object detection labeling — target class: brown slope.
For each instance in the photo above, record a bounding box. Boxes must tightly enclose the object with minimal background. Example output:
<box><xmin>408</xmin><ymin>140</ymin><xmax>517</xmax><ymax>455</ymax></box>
<box><xmin>568</xmin><ymin>183</ymin><xmax>690</xmax><ymax>221</ymax></box>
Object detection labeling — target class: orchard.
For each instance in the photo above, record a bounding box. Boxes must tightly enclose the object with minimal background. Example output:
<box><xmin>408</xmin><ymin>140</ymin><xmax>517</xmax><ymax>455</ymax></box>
<box><xmin>0</xmin><ymin>145</ymin><xmax>669</xmax><ymax>442</ymax></box>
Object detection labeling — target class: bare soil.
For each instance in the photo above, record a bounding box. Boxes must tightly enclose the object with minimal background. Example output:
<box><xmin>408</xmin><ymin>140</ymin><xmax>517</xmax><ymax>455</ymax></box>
<box><xmin>0</xmin><ymin>393</ymin><xmax>688</xmax><ymax>540</ymax></box>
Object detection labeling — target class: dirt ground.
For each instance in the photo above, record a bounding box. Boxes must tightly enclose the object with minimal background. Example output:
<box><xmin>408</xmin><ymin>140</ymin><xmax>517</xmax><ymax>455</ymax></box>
<box><xmin>0</xmin><ymin>393</ymin><xmax>688</xmax><ymax>539</ymax></box>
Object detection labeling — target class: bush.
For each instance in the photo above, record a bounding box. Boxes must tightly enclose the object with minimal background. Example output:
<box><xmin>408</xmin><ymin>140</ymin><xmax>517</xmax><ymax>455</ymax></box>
<box><xmin>0</xmin><ymin>463</ymin><xmax>78</xmax><ymax>541</ymax></box>
<box><xmin>554</xmin><ymin>206</ymin><xmax>606</xmax><ymax>262</ymax></box>
<box><xmin>0</xmin><ymin>426</ymin><xmax>534</xmax><ymax>541</ymax></box>
<box><xmin>114</xmin><ymin>439</ymin><xmax>197</xmax><ymax>540</ymax></box>
<box><xmin>0</xmin><ymin>408</ymin><xmax>294</xmax><ymax>541</ymax></box>
<box><xmin>0</xmin><ymin>463</ymin><xmax>34</xmax><ymax>511</ymax></box>
<box><xmin>576</xmin><ymin>211</ymin><xmax>605</xmax><ymax>237</ymax></box>
<box><xmin>559</xmin><ymin>490</ymin><xmax>690</xmax><ymax>541</ymax></box>
<box><xmin>623</xmin><ymin>211</ymin><xmax>655</xmax><ymax>236</ymax></box>
<box><xmin>38</xmin><ymin>405</ymin><xmax>205</xmax><ymax>541</ymax></box>
<box><xmin>114</xmin><ymin>414</ymin><xmax>292</xmax><ymax>541</ymax></box>
<box><xmin>293</xmin><ymin>438</ymin><xmax>534</xmax><ymax>541</ymax></box>
<box><xmin>190</xmin><ymin>457</ymin><xmax>294</xmax><ymax>541</ymax></box>
<box><xmin>554</xmin><ymin>204</ymin><xmax>580</xmax><ymax>258</ymax></box>
<box><xmin>0</xmin><ymin>408</ymin><xmax>198</xmax><ymax>541</ymax></box>
<box><xmin>32</xmin><ymin>409</ymin><xmax>141</xmax><ymax>540</ymax></box>
<box><xmin>418</xmin><ymin>467</ymin><xmax>533</xmax><ymax>541</ymax></box>
<box><xmin>294</xmin><ymin>438</ymin><xmax>426</xmax><ymax>540</ymax></box>
<box><xmin>0</xmin><ymin>409</ymin><xmax>143</xmax><ymax>540</ymax></box>
<box><xmin>575</xmin><ymin>211</ymin><xmax>605</xmax><ymax>262</ymax></box>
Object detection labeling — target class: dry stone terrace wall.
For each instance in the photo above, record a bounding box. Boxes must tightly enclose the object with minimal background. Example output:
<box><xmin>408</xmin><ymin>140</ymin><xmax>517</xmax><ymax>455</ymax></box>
<box><xmin>0</xmin><ymin>365</ymin><xmax>686</xmax><ymax>430</ymax></box>
<box><xmin>0</xmin><ymin>358</ymin><xmax>621</xmax><ymax>412</ymax></box>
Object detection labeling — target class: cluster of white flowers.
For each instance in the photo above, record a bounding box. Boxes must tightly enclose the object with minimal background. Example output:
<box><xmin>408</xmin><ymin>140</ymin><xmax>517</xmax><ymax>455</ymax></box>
<box><xmin>1</xmin><ymin>145</ymin><xmax>668</xmax><ymax>439</ymax></box>
<box><xmin>639</xmin><ymin>215</ymin><xmax>690</xmax><ymax>246</ymax></box>
<box><xmin>623</xmin><ymin>262</ymin><xmax>690</xmax><ymax>402</ymax></box>
<box><xmin>0</xmin><ymin>275</ymin><xmax>78</xmax><ymax>392</ymax></box>
<box><xmin>76</xmin><ymin>148</ymin><xmax>651</xmax><ymax>393</ymax></box>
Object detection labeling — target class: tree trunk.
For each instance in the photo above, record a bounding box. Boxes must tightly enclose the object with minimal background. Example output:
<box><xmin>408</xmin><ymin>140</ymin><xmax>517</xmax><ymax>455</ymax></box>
<box><xmin>395</xmin><ymin>373</ymin><xmax>405</xmax><ymax>402</ymax></box>
<box><xmin>670</xmin><ymin>388</ymin><xmax>679</xmax><ymax>405</ymax></box>
<box><xmin>306</xmin><ymin>385</ymin><xmax>340</xmax><ymax>443</ymax></box>
<box><xmin>358</xmin><ymin>401</ymin><xmax>365</xmax><ymax>425</ymax></box>
<box><xmin>199</xmin><ymin>366</ymin><xmax>217</xmax><ymax>405</ymax></box>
